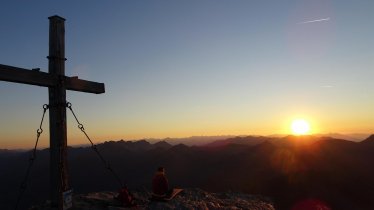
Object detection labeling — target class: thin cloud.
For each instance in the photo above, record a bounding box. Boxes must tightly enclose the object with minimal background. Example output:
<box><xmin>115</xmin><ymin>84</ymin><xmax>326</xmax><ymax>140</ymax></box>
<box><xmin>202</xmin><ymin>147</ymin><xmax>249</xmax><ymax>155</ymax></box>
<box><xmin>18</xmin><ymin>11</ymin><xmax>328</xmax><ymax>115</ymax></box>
<box><xmin>298</xmin><ymin>17</ymin><xmax>330</xmax><ymax>25</ymax></box>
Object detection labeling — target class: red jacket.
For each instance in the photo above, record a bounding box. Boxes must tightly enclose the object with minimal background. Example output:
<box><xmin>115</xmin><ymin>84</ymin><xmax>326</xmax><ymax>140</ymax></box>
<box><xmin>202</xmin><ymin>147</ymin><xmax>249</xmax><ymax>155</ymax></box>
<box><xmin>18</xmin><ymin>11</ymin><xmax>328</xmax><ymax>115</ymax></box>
<box><xmin>152</xmin><ymin>172</ymin><xmax>169</xmax><ymax>196</ymax></box>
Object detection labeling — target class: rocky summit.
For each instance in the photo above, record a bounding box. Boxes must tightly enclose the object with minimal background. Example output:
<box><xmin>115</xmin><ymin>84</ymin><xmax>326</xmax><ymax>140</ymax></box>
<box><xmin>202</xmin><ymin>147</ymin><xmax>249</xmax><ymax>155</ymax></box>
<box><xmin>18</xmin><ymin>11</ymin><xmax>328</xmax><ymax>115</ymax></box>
<box><xmin>31</xmin><ymin>188</ymin><xmax>275</xmax><ymax>210</ymax></box>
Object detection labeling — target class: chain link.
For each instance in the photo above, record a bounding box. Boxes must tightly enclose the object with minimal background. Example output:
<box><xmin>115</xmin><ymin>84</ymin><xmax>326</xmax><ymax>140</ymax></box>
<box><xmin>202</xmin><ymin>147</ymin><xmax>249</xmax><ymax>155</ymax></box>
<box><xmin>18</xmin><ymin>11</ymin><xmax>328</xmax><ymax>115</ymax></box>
<box><xmin>14</xmin><ymin>104</ymin><xmax>49</xmax><ymax>210</ymax></box>
<box><xmin>66</xmin><ymin>102</ymin><xmax>124</xmax><ymax>188</ymax></box>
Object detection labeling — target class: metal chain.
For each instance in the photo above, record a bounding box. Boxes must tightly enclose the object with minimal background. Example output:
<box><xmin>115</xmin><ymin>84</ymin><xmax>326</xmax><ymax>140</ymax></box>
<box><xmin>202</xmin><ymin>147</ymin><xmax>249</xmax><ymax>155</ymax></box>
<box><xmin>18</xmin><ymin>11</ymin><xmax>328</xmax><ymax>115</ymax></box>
<box><xmin>66</xmin><ymin>102</ymin><xmax>124</xmax><ymax>188</ymax></box>
<box><xmin>15</xmin><ymin>104</ymin><xmax>49</xmax><ymax>210</ymax></box>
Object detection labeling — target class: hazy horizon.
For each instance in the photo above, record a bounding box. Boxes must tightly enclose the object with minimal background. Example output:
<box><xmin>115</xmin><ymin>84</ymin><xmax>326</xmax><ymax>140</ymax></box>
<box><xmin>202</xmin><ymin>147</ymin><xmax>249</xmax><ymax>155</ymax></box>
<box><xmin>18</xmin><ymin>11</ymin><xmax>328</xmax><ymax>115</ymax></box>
<box><xmin>2</xmin><ymin>132</ymin><xmax>372</xmax><ymax>150</ymax></box>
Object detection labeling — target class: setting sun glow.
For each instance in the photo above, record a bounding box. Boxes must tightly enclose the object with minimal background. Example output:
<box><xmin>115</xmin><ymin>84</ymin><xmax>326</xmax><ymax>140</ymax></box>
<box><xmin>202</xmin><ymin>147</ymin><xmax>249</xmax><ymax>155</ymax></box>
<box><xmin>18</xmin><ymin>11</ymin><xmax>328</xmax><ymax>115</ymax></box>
<box><xmin>291</xmin><ymin>119</ymin><xmax>311</xmax><ymax>135</ymax></box>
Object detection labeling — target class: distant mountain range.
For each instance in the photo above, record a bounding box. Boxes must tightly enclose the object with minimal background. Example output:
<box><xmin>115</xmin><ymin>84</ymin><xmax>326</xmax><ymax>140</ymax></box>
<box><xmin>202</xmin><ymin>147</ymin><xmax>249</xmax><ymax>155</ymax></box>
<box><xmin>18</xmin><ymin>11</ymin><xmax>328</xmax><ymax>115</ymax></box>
<box><xmin>113</xmin><ymin>133</ymin><xmax>371</xmax><ymax>146</ymax></box>
<box><xmin>1</xmin><ymin>134</ymin><xmax>374</xmax><ymax>209</ymax></box>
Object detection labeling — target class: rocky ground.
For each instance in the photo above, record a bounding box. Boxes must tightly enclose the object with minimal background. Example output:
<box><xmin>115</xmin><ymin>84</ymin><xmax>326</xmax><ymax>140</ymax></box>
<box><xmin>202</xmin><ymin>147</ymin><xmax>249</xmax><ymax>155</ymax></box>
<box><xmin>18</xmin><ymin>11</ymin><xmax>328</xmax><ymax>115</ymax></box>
<box><xmin>30</xmin><ymin>188</ymin><xmax>275</xmax><ymax>210</ymax></box>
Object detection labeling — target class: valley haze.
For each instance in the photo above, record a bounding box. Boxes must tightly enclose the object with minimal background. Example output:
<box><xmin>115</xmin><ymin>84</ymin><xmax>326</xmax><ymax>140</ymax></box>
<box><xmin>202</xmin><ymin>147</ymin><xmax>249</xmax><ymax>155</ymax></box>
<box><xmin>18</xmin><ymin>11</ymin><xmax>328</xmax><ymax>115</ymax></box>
<box><xmin>3</xmin><ymin>133</ymin><xmax>371</xmax><ymax>150</ymax></box>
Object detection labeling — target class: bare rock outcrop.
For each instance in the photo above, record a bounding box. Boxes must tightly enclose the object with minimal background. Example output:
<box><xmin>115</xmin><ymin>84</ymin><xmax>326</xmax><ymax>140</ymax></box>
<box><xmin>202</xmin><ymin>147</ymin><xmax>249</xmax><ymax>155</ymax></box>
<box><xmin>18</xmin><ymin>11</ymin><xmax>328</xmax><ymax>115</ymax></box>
<box><xmin>31</xmin><ymin>188</ymin><xmax>274</xmax><ymax>210</ymax></box>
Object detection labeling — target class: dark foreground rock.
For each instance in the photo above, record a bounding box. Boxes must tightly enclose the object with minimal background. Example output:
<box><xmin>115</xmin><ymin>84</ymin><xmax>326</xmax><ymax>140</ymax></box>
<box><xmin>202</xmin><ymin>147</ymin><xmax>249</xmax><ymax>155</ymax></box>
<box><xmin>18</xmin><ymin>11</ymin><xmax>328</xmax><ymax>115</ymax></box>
<box><xmin>31</xmin><ymin>188</ymin><xmax>275</xmax><ymax>210</ymax></box>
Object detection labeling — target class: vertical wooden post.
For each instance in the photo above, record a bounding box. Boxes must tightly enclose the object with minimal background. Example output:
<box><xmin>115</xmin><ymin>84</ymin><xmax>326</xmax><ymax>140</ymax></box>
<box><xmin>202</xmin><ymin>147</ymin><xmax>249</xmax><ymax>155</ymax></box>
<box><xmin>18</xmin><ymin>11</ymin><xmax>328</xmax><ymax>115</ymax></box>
<box><xmin>48</xmin><ymin>15</ymin><xmax>69</xmax><ymax>209</ymax></box>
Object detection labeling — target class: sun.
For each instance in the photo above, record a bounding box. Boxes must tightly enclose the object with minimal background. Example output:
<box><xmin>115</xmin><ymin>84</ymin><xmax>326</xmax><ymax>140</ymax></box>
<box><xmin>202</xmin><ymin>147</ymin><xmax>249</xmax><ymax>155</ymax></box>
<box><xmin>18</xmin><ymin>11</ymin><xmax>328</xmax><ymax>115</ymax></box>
<box><xmin>291</xmin><ymin>119</ymin><xmax>311</xmax><ymax>135</ymax></box>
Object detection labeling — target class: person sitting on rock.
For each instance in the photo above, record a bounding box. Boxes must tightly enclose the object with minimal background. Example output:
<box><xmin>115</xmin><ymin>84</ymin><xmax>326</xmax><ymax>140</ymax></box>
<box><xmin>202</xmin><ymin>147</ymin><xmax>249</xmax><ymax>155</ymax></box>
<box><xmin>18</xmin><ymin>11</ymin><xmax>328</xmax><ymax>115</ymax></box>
<box><xmin>152</xmin><ymin>166</ymin><xmax>169</xmax><ymax>199</ymax></box>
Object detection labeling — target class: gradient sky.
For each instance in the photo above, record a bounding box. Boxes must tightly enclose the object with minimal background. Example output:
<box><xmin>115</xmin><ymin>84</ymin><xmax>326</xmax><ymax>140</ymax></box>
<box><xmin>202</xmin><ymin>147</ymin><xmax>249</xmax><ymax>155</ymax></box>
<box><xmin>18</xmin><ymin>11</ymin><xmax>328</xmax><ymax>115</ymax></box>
<box><xmin>0</xmin><ymin>1</ymin><xmax>373</xmax><ymax>149</ymax></box>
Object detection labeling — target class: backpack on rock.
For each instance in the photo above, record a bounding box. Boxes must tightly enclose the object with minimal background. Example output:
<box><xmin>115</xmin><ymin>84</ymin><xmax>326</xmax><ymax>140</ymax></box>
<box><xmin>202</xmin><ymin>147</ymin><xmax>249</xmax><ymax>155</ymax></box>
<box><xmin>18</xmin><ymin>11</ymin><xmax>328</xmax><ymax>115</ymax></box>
<box><xmin>116</xmin><ymin>186</ymin><xmax>137</xmax><ymax>207</ymax></box>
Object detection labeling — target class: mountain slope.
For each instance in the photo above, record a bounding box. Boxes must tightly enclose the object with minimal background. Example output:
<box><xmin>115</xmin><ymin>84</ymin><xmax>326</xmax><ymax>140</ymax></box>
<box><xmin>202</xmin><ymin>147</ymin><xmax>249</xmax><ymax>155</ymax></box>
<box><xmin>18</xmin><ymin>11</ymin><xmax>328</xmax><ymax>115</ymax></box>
<box><xmin>1</xmin><ymin>135</ymin><xmax>374</xmax><ymax>210</ymax></box>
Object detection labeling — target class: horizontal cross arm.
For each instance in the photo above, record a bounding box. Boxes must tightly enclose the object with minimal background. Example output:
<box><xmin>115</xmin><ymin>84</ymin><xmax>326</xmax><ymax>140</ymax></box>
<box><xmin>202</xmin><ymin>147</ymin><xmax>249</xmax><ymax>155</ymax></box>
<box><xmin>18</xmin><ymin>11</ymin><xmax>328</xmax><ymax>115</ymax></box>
<box><xmin>65</xmin><ymin>77</ymin><xmax>105</xmax><ymax>94</ymax></box>
<box><xmin>0</xmin><ymin>64</ymin><xmax>105</xmax><ymax>94</ymax></box>
<box><xmin>0</xmin><ymin>64</ymin><xmax>55</xmax><ymax>87</ymax></box>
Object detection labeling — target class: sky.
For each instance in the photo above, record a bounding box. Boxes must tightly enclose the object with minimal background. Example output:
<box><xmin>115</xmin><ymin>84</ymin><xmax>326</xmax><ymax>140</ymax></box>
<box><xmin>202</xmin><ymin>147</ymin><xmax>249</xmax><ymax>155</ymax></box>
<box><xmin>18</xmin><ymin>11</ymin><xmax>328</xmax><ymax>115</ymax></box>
<box><xmin>0</xmin><ymin>0</ymin><xmax>373</xmax><ymax>149</ymax></box>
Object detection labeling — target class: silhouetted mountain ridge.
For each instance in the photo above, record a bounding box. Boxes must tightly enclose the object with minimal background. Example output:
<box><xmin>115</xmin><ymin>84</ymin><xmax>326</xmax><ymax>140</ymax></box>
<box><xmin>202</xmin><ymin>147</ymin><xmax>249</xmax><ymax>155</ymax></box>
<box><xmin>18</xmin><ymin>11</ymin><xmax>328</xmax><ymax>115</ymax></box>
<box><xmin>1</xmin><ymin>134</ymin><xmax>374</xmax><ymax>209</ymax></box>
<box><xmin>203</xmin><ymin>135</ymin><xmax>269</xmax><ymax>147</ymax></box>
<box><xmin>361</xmin><ymin>134</ymin><xmax>374</xmax><ymax>145</ymax></box>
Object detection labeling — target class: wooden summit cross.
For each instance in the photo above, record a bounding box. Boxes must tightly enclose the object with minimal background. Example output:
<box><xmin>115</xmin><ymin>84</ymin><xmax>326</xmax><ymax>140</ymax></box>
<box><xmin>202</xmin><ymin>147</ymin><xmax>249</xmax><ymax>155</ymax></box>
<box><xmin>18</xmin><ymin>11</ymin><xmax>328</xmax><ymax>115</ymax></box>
<box><xmin>0</xmin><ymin>16</ymin><xmax>105</xmax><ymax>209</ymax></box>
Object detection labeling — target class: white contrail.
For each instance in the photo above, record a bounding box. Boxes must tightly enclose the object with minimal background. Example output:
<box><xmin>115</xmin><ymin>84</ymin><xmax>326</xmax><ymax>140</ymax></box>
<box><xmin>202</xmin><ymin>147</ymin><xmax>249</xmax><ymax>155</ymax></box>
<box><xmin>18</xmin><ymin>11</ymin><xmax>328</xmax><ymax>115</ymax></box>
<box><xmin>298</xmin><ymin>17</ymin><xmax>330</xmax><ymax>24</ymax></box>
